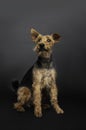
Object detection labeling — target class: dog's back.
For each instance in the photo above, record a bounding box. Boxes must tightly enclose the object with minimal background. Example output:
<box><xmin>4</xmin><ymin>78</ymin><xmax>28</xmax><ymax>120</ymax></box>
<box><xmin>12</xmin><ymin>66</ymin><xmax>33</xmax><ymax>93</ymax></box>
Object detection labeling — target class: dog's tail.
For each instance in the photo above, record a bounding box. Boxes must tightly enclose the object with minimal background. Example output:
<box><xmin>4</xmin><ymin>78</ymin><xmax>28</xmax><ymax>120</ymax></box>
<box><xmin>11</xmin><ymin>80</ymin><xmax>19</xmax><ymax>93</ymax></box>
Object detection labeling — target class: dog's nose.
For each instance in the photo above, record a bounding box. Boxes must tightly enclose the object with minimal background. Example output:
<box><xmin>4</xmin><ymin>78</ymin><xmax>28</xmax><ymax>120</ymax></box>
<box><xmin>39</xmin><ymin>43</ymin><xmax>44</xmax><ymax>48</ymax></box>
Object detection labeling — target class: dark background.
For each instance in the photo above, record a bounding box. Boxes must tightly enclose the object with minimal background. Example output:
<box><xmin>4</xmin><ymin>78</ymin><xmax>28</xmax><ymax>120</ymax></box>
<box><xmin>0</xmin><ymin>0</ymin><xmax>86</xmax><ymax>129</ymax></box>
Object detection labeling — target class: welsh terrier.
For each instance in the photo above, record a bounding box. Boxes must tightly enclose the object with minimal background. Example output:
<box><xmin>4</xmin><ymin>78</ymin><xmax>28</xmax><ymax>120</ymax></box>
<box><xmin>12</xmin><ymin>28</ymin><xmax>64</xmax><ymax>117</ymax></box>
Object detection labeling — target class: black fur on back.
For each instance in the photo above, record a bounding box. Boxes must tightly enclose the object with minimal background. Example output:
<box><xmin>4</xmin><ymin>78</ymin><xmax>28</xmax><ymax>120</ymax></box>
<box><xmin>11</xmin><ymin>80</ymin><xmax>19</xmax><ymax>93</ymax></box>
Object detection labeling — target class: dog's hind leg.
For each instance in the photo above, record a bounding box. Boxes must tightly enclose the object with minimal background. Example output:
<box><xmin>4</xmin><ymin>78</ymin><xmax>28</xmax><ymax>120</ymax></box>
<box><xmin>14</xmin><ymin>87</ymin><xmax>31</xmax><ymax>112</ymax></box>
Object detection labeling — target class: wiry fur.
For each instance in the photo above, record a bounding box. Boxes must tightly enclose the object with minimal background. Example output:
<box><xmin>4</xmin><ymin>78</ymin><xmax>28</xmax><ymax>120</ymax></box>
<box><xmin>13</xmin><ymin>28</ymin><xmax>64</xmax><ymax>117</ymax></box>
<box><xmin>14</xmin><ymin>87</ymin><xmax>31</xmax><ymax>111</ymax></box>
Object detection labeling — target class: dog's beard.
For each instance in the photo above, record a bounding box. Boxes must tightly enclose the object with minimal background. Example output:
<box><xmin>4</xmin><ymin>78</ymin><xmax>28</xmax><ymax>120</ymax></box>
<box><xmin>39</xmin><ymin>47</ymin><xmax>48</xmax><ymax>52</ymax></box>
<box><xmin>33</xmin><ymin>46</ymin><xmax>52</xmax><ymax>58</ymax></box>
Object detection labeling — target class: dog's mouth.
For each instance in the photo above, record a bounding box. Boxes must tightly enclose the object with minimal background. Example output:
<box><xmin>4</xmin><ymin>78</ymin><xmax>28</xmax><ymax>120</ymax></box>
<box><xmin>33</xmin><ymin>45</ymin><xmax>50</xmax><ymax>53</ymax></box>
<box><xmin>39</xmin><ymin>47</ymin><xmax>48</xmax><ymax>52</ymax></box>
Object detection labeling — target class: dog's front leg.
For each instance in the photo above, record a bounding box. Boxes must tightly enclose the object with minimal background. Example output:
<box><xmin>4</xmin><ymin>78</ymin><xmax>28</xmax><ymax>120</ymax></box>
<box><xmin>33</xmin><ymin>83</ymin><xmax>42</xmax><ymax>117</ymax></box>
<box><xmin>50</xmin><ymin>83</ymin><xmax>64</xmax><ymax>114</ymax></box>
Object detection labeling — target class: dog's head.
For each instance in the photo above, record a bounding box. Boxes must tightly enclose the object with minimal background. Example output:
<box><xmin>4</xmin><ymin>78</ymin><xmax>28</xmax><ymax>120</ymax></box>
<box><xmin>31</xmin><ymin>28</ymin><xmax>61</xmax><ymax>57</ymax></box>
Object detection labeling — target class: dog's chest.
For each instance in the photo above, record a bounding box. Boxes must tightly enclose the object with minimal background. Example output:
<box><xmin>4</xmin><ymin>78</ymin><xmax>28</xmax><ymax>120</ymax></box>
<box><xmin>33</xmin><ymin>68</ymin><xmax>56</xmax><ymax>88</ymax></box>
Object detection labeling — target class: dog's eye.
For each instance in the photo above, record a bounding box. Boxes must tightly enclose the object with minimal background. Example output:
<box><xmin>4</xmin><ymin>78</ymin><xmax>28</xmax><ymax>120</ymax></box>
<box><xmin>38</xmin><ymin>38</ymin><xmax>41</xmax><ymax>42</ymax></box>
<box><xmin>47</xmin><ymin>39</ymin><xmax>51</xmax><ymax>42</ymax></box>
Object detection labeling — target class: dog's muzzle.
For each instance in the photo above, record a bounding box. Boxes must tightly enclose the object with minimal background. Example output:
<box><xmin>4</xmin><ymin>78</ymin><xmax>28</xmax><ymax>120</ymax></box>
<box><xmin>39</xmin><ymin>43</ymin><xmax>44</xmax><ymax>48</ymax></box>
<box><xmin>39</xmin><ymin>43</ymin><xmax>48</xmax><ymax>52</ymax></box>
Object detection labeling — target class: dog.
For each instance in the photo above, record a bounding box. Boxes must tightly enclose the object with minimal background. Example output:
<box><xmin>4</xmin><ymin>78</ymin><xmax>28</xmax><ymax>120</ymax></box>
<box><xmin>12</xmin><ymin>28</ymin><xmax>64</xmax><ymax>117</ymax></box>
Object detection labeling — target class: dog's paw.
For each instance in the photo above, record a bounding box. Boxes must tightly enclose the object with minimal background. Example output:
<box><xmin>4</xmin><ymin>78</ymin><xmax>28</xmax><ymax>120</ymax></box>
<box><xmin>16</xmin><ymin>107</ymin><xmax>25</xmax><ymax>112</ymax></box>
<box><xmin>55</xmin><ymin>106</ymin><xmax>64</xmax><ymax>114</ymax></box>
<box><xmin>34</xmin><ymin>111</ymin><xmax>42</xmax><ymax>118</ymax></box>
<box><xmin>13</xmin><ymin>103</ymin><xmax>25</xmax><ymax>112</ymax></box>
<box><xmin>56</xmin><ymin>107</ymin><xmax>64</xmax><ymax>114</ymax></box>
<box><xmin>34</xmin><ymin>108</ymin><xmax>42</xmax><ymax>118</ymax></box>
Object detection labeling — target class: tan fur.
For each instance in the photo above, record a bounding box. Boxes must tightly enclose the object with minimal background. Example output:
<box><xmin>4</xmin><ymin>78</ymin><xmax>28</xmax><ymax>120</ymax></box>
<box><xmin>14</xmin><ymin>87</ymin><xmax>31</xmax><ymax>111</ymax></box>
<box><xmin>33</xmin><ymin>68</ymin><xmax>56</xmax><ymax>89</ymax></box>
<box><xmin>31</xmin><ymin>28</ymin><xmax>61</xmax><ymax>59</ymax></box>
<box><xmin>14</xmin><ymin>28</ymin><xmax>64</xmax><ymax>117</ymax></box>
<box><xmin>31</xmin><ymin>29</ymin><xmax>64</xmax><ymax>117</ymax></box>
<box><xmin>33</xmin><ymin>35</ymin><xmax>54</xmax><ymax>57</ymax></box>
<box><xmin>32</xmin><ymin>68</ymin><xmax>56</xmax><ymax>117</ymax></box>
<box><xmin>32</xmin><ymin>83</ymin><xmax>42</xmax><ymax>117</ymax></box>
<box><xmin>32</xmin><ymin>67</ymin><xmax>64</xmax><ymax>117</ymax></box>
<box><xmin>50</xmin><ymin>84</ymin><xmax>64</xmax><ymax>114</ymax></box>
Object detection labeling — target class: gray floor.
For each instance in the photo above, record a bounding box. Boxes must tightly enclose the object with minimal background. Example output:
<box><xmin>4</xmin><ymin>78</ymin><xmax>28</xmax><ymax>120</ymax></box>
<box><xmin>0</xmin><ymin>90</ymin><xmax>86</xmax><ymax>130</ymax></box>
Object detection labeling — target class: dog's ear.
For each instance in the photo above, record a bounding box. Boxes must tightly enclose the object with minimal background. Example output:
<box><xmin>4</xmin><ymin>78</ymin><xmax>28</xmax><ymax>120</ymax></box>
<box><xmin>31</xmin><ymin>28</ymin><xmax>40</xmax><ymax>42</ymax></box>
<box><xmin>51</xmin><ymin>33</ymin><xmax>61</xmax><ymax>43</ymax></box>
